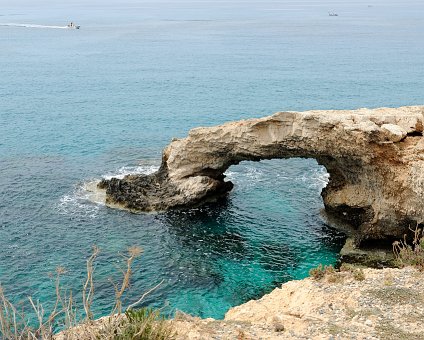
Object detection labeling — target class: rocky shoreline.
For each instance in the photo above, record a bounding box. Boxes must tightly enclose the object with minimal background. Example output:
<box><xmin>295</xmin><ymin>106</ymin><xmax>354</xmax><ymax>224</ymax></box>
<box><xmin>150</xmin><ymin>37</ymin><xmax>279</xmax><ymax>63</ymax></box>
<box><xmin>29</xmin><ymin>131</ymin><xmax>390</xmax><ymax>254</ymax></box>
<box><xmin>55</xmin><ymin>266</ymin><xmax>424</xmax><ymax>340</ymax></box>
<box><xmin>88</xmin><ymin>106</ymin><xmax>424</xmax><ymax>339</ymax></box>
<box><xmin>173</xmin><ymin>267</ymin><xmax>424</xmax><ymax>340</ymax></box>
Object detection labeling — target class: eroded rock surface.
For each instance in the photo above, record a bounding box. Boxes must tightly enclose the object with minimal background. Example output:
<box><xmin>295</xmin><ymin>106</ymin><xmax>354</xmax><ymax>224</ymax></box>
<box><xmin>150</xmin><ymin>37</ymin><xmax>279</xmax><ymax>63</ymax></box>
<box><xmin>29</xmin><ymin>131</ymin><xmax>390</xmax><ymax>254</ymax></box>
<box><xmin>172</xmin><ymin>267</ymin><xmax>424</xmax><ymax>340</ymax></box>
<box><xmin>98</xmin><ymin>106</ymin><xmax>424</xmax><ymax>244</ymax></box>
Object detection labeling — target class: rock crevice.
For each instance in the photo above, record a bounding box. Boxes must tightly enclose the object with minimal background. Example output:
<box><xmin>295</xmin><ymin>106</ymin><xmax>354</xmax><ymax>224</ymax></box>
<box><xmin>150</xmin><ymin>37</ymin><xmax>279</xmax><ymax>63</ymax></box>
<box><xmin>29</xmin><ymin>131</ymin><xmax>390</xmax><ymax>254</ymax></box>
<box><xmin>99</xmin><ymin>106</ymin><xmax>424</xmax><ymax>244</ymax></box>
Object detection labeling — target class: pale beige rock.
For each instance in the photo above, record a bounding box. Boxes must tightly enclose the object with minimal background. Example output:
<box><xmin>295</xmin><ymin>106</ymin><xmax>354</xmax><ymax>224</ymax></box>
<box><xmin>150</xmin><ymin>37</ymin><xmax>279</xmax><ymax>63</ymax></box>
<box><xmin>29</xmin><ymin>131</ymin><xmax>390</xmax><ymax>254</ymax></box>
<box><xmin>380</xmin><ymin>123</ymin><xmax>407</xmax><ymax>142</ymax></box>
<box><xmin>173</xmin><ymin>267</ymin><xmax>424</xmax><ymax>340</ymax></box>
<box><xmin>55</xmin><ymin>268</ymin><xmax>424</xmax><ymax>340</ymax></box>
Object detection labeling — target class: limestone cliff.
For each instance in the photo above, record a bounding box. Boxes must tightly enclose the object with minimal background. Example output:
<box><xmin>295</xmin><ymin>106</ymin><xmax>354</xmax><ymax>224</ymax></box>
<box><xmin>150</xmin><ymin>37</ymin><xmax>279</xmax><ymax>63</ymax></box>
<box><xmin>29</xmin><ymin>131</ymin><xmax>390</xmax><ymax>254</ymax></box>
<box><xmin>98</xmin><ymin>106</ymin><xmax>424</xmax><ymax>244</ymax></box>
<box><xmin>173</xmin><ymin>267</ymin><xmax>424</xmax><ymax>339</ymax></box>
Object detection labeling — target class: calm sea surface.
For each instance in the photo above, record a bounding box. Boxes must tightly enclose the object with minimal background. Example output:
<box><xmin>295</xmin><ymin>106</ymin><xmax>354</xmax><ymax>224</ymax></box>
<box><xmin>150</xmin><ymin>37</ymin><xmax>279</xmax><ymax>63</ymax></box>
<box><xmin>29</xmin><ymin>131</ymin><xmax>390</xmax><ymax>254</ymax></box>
<box><xmin>1</xmin><ymin>0</ymin><xmax>423</xmax><ymax>319</ymax></box>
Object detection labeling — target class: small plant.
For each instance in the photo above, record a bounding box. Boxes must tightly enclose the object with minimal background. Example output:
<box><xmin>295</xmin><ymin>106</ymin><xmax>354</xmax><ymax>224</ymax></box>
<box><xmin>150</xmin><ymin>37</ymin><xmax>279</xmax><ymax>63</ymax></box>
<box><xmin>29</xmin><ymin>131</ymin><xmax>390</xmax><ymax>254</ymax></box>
<box><xmin>0</xmin><ymin>246</ymin><xmax>173</xmax><ymax>340</ymax></box>
<box><xmin>237</xmin><ymin>329</ymin><xmax>247</xmax><ymax>339</ymax></box>
<box><xmin>340</xmin><ymin>263</ymin><xmax>366</xmax><ymax>281</ymax></box>
<box><xmin>393</xmin><ymin>225</ymin><xmax>424</xmax><ymax>271</ymax></box>
<box><xmin>326</xmin><ymin>272</ymin><xmax>343</xmax><ymax>284</ymax></box>
<box><xmin>352</xmin><ymin>268</ymin><xmax>365</xmax><ymax>281</ymax></box>
<box><xmin>114</xmin><ymin>308</ymin><xmax>174</xmax><ymax>340</ymax></box>
<box><xmin>309</xmin><ymin>264</ymin><xmax>324</xmax><ymax>280</ymax></box>
<box><xmin>309</xmin><ymin>264</ymin><xmax>336</xmax><ymax>280</ymax></box>
<box><xmin>383</xmin><ymin>272</ymin><xmax>394</xmax><ymax>286</ymax></box>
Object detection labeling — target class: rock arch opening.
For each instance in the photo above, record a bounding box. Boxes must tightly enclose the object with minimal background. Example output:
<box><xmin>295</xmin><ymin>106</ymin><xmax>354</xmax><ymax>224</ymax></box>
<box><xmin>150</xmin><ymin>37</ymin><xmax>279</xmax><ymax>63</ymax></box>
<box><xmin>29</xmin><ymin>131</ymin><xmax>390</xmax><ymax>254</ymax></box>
<box><xmin>98</xmin><ymin>106</ymin><xmax>424</xmax><ymax>247</ymax></box>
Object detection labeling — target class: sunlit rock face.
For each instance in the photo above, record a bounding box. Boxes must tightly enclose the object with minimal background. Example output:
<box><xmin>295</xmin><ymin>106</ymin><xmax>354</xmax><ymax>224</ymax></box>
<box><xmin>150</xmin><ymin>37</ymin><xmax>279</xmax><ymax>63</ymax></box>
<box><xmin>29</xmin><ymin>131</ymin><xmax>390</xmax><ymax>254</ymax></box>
<box><xmin>98</xmin><ymin>106</ymin><xmax>424</xmax><ymax>244</ymax></box>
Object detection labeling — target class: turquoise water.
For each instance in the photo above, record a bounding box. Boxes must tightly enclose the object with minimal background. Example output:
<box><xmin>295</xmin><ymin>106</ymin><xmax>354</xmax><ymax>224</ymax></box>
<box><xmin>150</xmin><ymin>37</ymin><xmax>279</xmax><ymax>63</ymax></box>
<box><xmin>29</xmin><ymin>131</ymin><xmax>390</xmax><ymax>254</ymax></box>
<box><xmin>1</xmin><ymin>0</ymin><xmax>423</xmax><ymax>320</ymax></box>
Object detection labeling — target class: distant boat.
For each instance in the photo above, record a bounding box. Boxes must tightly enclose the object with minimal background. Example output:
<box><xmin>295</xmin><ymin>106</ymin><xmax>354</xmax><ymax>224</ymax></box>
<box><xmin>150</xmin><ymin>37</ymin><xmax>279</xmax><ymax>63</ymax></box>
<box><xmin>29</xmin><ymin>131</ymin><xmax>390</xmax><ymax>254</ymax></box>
<box><xmin>328</xmin><ymin>12</ymin><xmax>339</xmax><ymax>17</ymax></box>
<box><xmin>67</xmin><ymin>22</ymin><xmax>80</xmax><ymax>29</ymax></box>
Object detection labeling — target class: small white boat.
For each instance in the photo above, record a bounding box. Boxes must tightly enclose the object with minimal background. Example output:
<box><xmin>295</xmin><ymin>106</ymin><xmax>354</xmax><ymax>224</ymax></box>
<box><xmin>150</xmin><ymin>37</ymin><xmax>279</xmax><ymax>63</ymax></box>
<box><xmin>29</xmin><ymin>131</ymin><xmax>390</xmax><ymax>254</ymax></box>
<box><xmin>328</xmin><ymin>12</ymin><xmax>339</xmax><ymax>16</ymax></box>
<box><xmin>67</xmin><ymin>22</ymin><xmax>80</xmax><ymax>29</ymax></box>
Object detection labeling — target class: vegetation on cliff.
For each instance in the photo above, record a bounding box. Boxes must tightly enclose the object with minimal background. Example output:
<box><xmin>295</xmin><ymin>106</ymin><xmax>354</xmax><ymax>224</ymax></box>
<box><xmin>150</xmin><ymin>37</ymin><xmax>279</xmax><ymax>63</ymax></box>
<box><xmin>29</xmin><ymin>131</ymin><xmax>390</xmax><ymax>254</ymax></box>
<box><xmin>2</xmin><ymin>226</ymin><xmax>424</xmax><ymax>339</ymax></box>
<box><xmin>0</xmin><ymin>246</ymin><xmax>175</xmax><ymax>340</ymax></box>
<box><xmin>393</xmin><ymin>225</ymin><xmax>424</xmax><ymax>271</ymax></box>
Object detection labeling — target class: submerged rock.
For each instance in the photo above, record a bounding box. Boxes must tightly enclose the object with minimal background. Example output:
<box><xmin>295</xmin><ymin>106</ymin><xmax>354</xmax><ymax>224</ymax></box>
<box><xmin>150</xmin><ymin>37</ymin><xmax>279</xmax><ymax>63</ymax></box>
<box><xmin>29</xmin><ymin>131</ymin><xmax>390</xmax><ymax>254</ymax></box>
<box><xmin>99</xmin><ymin>106</ymin><xmax>424</xmax><ymax>245</ymax></box>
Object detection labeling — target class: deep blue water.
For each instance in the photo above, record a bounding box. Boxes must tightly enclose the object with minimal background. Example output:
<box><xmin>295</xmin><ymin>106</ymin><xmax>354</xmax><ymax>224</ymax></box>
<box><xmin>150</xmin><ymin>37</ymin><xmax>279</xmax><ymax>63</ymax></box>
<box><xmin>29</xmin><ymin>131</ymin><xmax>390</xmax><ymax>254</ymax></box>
<box><xmin>1</xmin><ymin>0</ymin><xmax>423</xmax><ymax>320</ymax></box>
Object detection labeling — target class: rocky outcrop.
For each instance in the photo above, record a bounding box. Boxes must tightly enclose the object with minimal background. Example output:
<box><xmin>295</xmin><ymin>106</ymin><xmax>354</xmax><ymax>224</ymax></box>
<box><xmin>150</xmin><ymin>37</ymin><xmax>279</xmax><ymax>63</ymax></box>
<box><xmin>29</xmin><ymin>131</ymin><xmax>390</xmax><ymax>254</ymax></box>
<box><xmin>56</xmin><ymin>267</ymin><xmax>424</xmax><ymax>339</ymax></box>
<box><xmin>173</xmin><ymin>267</ymin><xmax>424</xmax><ymax>340</ymax></box>
<box><xmin>98</xmin><ymin>106</ymin><xmax>424</xmax><ymax>244</ymax></box>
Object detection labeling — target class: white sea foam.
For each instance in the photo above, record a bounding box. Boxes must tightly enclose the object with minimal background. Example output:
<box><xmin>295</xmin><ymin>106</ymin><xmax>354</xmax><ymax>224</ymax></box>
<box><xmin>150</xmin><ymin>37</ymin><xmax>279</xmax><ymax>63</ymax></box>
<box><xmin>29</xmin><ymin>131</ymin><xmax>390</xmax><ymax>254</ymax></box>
<box><xmin>57</xmin><ymin>164</ymin><xmax>160</xmax><ymax>216</ymax></box>
<box><xmin>57</xmin><ymin>182</ymin><xmax>102</xmax><ymax>219</ymax></box>
<box><xmin>57</xmin><ymin>163</ymin><xmax>327</xmax><ymax>216</ymax></box>
<box><xmin>299</xmin><ymin>167</ymin><xmax>329</xmax><ymax>190</ymax></box>
<box><xmin>224</xmin><ymin>166</ymin><xmax>266</xmax><ymax>191</ymax></box>
<box><xmin>0</xmin><ymin>23</ymin><xmax>69</xmax><ymax>29</ymax></box>
<box><xmin>225</xmin><ymin>166</ymin><xmax>264</xmax><ymax>181</ymax></box>
<box><xmin>102</xmin><ymin>164</ymin><xmax>159</xmax><ymax>180</ymax></box>
<box><xmin>225</xmin><ymin>164</ymin><xmax>329</xmax><ymax>190</ymax></box>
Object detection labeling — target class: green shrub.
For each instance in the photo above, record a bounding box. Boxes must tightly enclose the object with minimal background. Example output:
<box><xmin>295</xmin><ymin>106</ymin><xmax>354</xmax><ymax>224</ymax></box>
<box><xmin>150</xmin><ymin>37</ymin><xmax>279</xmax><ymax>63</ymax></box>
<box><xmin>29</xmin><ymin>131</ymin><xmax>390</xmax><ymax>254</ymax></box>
<box><xmin>117</xmin><ymin>308</ymin><xmax>175</xmax><ymax>340</ymax></box>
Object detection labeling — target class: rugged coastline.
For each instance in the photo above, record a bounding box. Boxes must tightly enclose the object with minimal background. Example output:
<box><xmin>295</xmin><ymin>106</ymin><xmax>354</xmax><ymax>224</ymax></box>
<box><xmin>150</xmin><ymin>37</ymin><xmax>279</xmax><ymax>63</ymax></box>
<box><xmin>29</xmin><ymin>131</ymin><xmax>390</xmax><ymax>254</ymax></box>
<box><xmin>98</xmin><ymin>106</ymin><xmax>424</xmax><ymax>248</ymax></box>
<box><xmin>89</xmin><ymin>106</ymin><xmax>424</xmax><ymax>339</ymax></box>
<box><xmin>55</xmin><ymin>266</ymin><xmax>424</xmax><ymax>339</ymax></box>
<box><xmin>173</xmin><ymin>267</ymin><xmax>424</xmax><ymax>339</ymax></box>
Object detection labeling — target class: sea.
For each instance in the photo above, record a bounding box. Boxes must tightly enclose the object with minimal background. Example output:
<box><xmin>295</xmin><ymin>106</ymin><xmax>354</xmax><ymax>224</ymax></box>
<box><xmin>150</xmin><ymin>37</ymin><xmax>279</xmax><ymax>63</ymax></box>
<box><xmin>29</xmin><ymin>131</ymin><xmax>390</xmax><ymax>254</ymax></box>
<box><xmin>0</xmin><ymin>0</ymin><xmax>423</xmax><ymax>320</ymax></box>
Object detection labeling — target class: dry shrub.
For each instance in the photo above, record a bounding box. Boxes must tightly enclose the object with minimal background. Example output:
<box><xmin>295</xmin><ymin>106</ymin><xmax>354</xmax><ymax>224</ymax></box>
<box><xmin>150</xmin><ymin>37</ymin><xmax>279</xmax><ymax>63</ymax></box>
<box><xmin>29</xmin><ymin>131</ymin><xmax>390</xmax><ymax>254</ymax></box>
<box><xmin>339</xmin><ymin>263</ymin><xmax>365</xmax><ymax>281</ymax></box>
<box><xmin>393</xmin><ymin>225</ymin><xmax>424</xmax><ymax>271</ymax></box>
<box><xmin>110</xmin><ymin>245</ymin><xmax>144</xmax><ymax>315</ymax></box>
<box><xmin>353</xmin><ymin>269</ymin><xmax>365</xmax><ymax>281</ymax></box>
<box><xmin>309</xmin><ymin>264</ymin><xmax>336</xmax><ymax>281</ymax></box>
<box><xmin>0</xmin><ymin>265</ymin><xmax>73</xmax><ymax>339</ymax></box>
<box><xmin>310</xmin><ymin>263</ymin><xmax>365</xmax><ymax>283</ymax></box>
<box><xmin>0</xmin><ymin>245</ymin><xmax>174</xmax><ymax>340</ymax></box>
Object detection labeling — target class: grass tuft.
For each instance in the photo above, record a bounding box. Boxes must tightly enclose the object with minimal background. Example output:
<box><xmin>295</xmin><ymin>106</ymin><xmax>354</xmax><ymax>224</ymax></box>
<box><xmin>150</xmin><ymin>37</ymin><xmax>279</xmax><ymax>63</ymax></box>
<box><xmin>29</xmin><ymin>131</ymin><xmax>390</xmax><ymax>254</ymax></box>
<box><xmin>309</xmin><ymin>264</ymin><xmax>336</xmax><ymax>280</ymax></box>
<box><xmin>310</xmin><ymin>263</ymin><xmax>366</xmax><ymax>282</ymax></box>
<box><xmin>340</xmin><ymin>263</ymin><xmax>365</xmax><ymax>281</ymax></box>
<box><xmin>393</xmin><ymin>225</ymin><xmax>424</xmax><ymax>271</ymax></box>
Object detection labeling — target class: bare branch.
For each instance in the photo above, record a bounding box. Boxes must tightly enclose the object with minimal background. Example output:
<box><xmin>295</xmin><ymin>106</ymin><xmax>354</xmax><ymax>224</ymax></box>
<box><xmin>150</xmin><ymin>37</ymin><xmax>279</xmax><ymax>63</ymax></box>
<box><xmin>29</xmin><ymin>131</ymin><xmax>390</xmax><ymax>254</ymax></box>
<box><xmin>126</xmin><ymin>279</ymin><xmax>164</xmax><ymax>311</ymax></box>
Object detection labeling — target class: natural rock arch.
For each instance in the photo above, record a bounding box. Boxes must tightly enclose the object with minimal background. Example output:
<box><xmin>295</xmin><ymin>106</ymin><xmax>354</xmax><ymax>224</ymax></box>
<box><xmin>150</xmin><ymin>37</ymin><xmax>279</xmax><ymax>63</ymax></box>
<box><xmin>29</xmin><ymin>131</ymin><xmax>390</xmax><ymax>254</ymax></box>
<box><xmin>98</xmin><ymin>106</ymin><xmax>424</xmax><ymax>244</ymax></box>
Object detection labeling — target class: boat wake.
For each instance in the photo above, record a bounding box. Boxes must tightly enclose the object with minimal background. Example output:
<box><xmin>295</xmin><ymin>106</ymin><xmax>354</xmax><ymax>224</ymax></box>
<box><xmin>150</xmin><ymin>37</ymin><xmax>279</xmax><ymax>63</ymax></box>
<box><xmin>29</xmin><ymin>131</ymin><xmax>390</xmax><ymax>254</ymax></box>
<box><xmin>0</xmin><ymin>23</ymin><xmax>69</xmax><ymax>29</ymax></box>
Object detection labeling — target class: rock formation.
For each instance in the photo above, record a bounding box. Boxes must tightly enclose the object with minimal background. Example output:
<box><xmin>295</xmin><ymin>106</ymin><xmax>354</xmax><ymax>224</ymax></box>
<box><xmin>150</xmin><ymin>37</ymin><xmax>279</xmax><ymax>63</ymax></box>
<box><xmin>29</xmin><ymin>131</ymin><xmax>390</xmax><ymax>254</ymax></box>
<box><xmin>98</xmin><ymin>106</ymin><xmax>424</xmax><ymax>244</ymax></box>
<box><xmin>172</xmin><ymin>267</ymin><xmax>424</xmax><ymax>339</ymax></box>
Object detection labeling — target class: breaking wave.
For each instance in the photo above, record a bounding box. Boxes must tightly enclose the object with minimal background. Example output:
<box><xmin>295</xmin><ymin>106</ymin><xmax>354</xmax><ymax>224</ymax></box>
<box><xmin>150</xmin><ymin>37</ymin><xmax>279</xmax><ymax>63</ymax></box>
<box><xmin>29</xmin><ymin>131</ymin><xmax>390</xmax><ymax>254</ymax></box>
<box><xmin>225</xmin><ymin>162</ymin><xmax>329</xmax><ymax>191</ymax></box>
<box><xmin>57</xmin><ymin>181</ymin><xmax>102</xmax><ymax>219</ymax></box>
<box><xmin>102</xmin><ymin>164</ymin><xmax>159</xmax><ymax>180</ymax></box>
<box><xmin>57</xmin><ymin>164</ymin><xmax>160</xmax><ymax>217</ymax></box>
